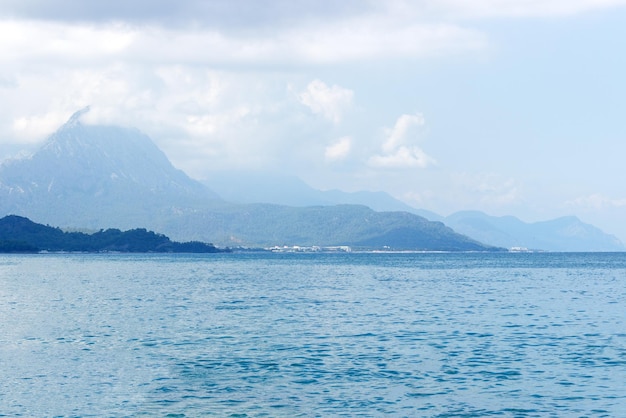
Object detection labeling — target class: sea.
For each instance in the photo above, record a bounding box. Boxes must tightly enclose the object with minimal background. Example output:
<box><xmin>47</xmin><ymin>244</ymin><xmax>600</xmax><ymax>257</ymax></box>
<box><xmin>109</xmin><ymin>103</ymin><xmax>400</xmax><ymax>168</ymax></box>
<box><xmin>1</xmin><ymin>252</ymin><xmax>625</xmax><ymax>417</ymax></box>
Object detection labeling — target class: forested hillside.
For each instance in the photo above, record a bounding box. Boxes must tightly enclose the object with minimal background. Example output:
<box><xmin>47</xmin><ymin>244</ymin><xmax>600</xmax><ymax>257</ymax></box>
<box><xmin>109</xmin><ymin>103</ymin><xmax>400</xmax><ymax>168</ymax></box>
<box><xmin>0</xmin><ymin>215</ymin><xmax>224</xmax><ymax>253</ymax></box>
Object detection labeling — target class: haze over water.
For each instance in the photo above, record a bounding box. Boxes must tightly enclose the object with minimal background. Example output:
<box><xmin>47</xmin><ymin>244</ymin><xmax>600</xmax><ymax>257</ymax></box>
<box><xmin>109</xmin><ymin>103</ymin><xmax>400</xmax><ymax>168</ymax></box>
<box><xmin>1</xmin><ymin>252</ymin><xmax>625</xmax><ymax>416</ymax></box>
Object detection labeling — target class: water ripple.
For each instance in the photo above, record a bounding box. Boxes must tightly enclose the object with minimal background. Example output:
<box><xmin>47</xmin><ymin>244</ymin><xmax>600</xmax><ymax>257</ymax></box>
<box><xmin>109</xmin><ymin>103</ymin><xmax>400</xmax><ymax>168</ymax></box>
<box><xmin>0</xmin><ymin>252</ymin><xmax>625</xmax><ymax>416</ymax></box>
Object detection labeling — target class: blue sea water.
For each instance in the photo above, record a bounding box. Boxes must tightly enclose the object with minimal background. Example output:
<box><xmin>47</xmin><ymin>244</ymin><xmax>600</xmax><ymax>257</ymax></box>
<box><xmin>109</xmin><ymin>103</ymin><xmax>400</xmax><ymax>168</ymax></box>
<box><xmin>1</xmin><ymin>252</ymin><xmax>625</xmax><ymax>417</ymax></box>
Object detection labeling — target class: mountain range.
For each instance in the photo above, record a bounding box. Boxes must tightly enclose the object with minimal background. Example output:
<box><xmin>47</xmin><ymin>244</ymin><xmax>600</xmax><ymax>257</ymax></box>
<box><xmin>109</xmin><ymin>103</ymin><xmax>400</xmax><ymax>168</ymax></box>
<box><xmin>204</xmin><ymin>170</ymin><xmax>624</xmax><ymax>252</ymax></box>
<box><xmin>443</xmin><ymin>211</ymin><xmax>624</xmax><ymax>252</ymax></box>
<box><xmin>0</xmin><ymin>108</ymin><xmax>622</xmax><ymax>251</ymax></box>
<box><xmin>0</xmin><ymin>109</ymin><xmax>494</xmax><ymax>251</ymax></box>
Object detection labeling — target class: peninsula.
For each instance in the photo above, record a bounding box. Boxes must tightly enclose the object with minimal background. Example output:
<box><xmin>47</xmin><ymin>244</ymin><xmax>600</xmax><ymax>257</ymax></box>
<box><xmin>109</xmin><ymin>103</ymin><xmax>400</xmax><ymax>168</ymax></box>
<box><xmin>0</xmin><ymin>215</ymin><xmax>226</xmax><ymax>253</ymax></box>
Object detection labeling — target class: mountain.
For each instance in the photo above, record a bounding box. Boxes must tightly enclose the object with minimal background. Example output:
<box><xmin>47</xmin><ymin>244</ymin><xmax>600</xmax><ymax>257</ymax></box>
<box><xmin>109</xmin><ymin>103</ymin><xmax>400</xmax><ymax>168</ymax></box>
<box><xmin>0</xmin><ymin>107</ymin><xmax>220</xmax><ymax>230</ymax></box>
<box><xmin>203</xmin><ymin>170</ymin><xmax>442</xmax><ymax>217</ymax></box>
<box><xmin>0</xmin><ymin>111</ymin><xmax>495</xmax><ymax>251</ymax></box>
<box><xmin>161</xmin><ymin>203</ymin><xmax>494</xmax><ymax>250</ymax></box>
<box><xmin>0</xmin><ymin>215</ymin><xmax>223</xmax><ymax>253</ymax></box>
<box><xmin>444</xmin><ymin>211</ymin><xmax>625</xmax><ymax>252</ymax></box>
<box><xmin>203</xmin><ymin>170</ymin><xmax>623</xmax><ymax>251</ymax></box>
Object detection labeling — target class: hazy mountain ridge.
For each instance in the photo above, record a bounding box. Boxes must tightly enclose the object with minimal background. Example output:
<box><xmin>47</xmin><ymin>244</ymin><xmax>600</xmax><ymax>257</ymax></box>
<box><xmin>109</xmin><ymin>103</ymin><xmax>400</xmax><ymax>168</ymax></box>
<box><xmin>205</xmin><ymin>171</ymin><xmax>624</xmax><ymax>252</ymax></box>
<box><xmin>0</xmin><ymin>111</ymin><xmax>495</xmax><ymax>251</ymax></box>
<box><xmin>203</xmin><ymin>171</ymin><xmax>443</xmax><ymax>219</ymax></box>
<box><xmin>444</xmin><ymin>211</ymin><xmax>625</xmax><ymax>252</ymax></box>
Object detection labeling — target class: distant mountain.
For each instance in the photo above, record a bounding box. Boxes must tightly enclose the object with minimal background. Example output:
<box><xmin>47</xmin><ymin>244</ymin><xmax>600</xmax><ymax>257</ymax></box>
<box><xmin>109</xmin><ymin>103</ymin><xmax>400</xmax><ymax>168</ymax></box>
<box><xmin>0</xmin><ymin>107</ymin><xmax>220</xmax><ymax>229</ymax></box>
<box><xmin>0</xmin><ymin>111</ymin><xmax>495</xmax><ymax>251</ymax></box>
<box><xmin>444</xmin><ymin>211</ymin><xmax>625</xmax><ymax>252</ymax></box>
<box><xmin>162</xmin><ymin>203</ymin><xmax>496</xmax><ymax>251</ymax></box>
<box><xmin>203</xmin><ymin>170</ymin><xmax>623</xmax><ymax>251</ymax></box>
<box><xmin>203</xmin><ymin>170</ymin><xmax>441</xmax><ymax>217</ymax></box>
<box><xmin>0</xmin><ymin>215</ymin><xmax>223</xmax><ymax>253</ymax></box>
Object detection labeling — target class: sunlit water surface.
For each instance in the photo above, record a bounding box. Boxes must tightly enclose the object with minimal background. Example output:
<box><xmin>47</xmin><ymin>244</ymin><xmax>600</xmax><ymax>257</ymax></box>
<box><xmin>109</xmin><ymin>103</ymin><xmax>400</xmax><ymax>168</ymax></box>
<box><xmin>1</xmin><ymin>252</ymin><xmax>625</xmax><ymax>416</ymax></box>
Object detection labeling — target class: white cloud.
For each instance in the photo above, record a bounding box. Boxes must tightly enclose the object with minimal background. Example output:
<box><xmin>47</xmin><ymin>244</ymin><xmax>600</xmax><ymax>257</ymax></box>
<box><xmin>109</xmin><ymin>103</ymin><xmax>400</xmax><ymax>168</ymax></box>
<box><xmin>382</xmin><ymin>113</ymin><xmax>425</xmax><ymax>153</ymax></box>
<box><xmin>387</xmin><ymin>0</ymin><xmax>626</xmax><ymax>20</ymax></box>
<box><xmin>0</xmin><ymin>8</ymin><xmax>483</xmax><ymax>153</ymax></box>
<box><xmin>185</xmin><ymin>106</ymin><xmax>251</xmax><ymax>137</ymax></box>
<box><xmin>369</xmin><ymin>113</ymin><xmax>435</xmax><ymax>169</ymax></box>
<box><xmin>0</xmin><ymin>15</ymin><xmax>486</xmax><ymax>69</ymax></box>
<box><xmin>11</xmin><ymin>112</ymin><xmax>69</xmax><ymax>143</ymax></box>
<box><xmin>2</xmin><ymin>63</ymin><xmax>161</xmax><ymax>141</ymax></box>
<box><xmin>402</xmin><ymin>190</ymin><xmax>434</xmax><ymax>207</ymax></box>
<box><xmin>5</xmin><ymin>1</ymin><xmax>623</xmax><ymax>30</ymax></box>
<box><xmin>0</xmin><ymin>1</ymin><xmax>623</xmax><ymax>74</ymax></box>
<box><xmin>452</xmin><ymin>172</ymin><xmax>522</xmax><ymax>205</ymax></box>
<box><xmin>566</xmin><ymin>193</ymin><xmax>626</xmax><ymax>209</ymax></box>
<box><xmin>476</xmin><ymin>0</ymin><xmax>626</xmax><ymax>18</ymax></box>
<box><xmin>325</xmin><ymin>136</ymin><xmax>352</xmax><ymax>162</ymax></box>
<box><xmin>0</xmin><ymin>62</ymin><xmax>294</xmax><ymax>176</ymax></box>
<box><xmin>298</xmin><ymin>80</ymin><xmax>353</xmax><ymax>124</ymax></box>
<box><xmin>0</xmin><ymin>20</ymin><xmax>134</xmax><ymax>65</ymax></box>
<box><xmin>0</xmin><ymin>1</ymin><xmax>373</xmax><ymax>28</ymax></box>
<box><xmin>0</xmin><ymin>0</ymin><xmax>625</xmax><ymax>24</ymax></box>
<box><xmin>281</xmin><ymin>20</ymin><xmax>485</xmax><ymax>63</ymax></box>
<box><xmin>369</xmin><ymin>145</ymin><xmax>436</xmax><ymax>168</ymax></box>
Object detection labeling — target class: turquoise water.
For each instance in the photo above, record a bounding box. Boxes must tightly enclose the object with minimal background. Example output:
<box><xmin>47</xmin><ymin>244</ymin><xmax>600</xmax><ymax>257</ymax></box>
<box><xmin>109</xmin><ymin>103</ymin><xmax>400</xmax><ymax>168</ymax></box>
<box><xmin>1</xmin><ymin>252</ymin><xmax>625</xmax><ymax>416</ymax></box>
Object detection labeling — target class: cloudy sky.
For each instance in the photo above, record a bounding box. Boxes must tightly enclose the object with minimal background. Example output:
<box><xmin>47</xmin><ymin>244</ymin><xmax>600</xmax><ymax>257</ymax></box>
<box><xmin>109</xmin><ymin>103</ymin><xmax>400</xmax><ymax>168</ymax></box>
<box><xmin>1</xmin><ymin>0</ymin><xmax>626</xmax><ymax>241</ymax></box>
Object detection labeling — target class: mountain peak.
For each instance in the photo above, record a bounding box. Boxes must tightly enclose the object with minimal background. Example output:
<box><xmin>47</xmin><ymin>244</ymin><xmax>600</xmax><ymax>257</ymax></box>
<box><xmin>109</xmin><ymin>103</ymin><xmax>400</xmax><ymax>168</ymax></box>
<box><xmin>0</xmin><ymin>117</ymin><xmax>220</xmax><ymax>229</ymax></box>
<box><xmin>65</xmin><ymin>106</ymin><xmax>91</xmax><ymax>128</ymax></box>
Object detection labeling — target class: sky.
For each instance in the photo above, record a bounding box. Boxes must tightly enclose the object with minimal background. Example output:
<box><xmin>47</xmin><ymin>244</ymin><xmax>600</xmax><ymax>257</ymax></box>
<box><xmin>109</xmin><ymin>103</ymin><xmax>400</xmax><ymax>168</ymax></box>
<box><xmin>1</xmin><ymin>0</ymin><xmax>626</xmax><ymax>241</ymax></box>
